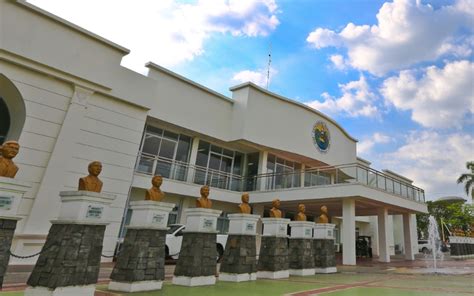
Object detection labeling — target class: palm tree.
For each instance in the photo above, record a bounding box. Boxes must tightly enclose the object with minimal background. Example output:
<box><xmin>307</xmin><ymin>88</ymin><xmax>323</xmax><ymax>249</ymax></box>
<box><xmin>457</xmin><ymin>161</ymin><xmax>474</xmax><ymax>199</ymax></box>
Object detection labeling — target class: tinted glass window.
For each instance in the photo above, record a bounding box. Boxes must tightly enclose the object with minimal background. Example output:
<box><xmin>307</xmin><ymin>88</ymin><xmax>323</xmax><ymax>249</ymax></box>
<box><xmin>0</xmin><ymin>97</ymin><xmax>10</xmax><ymax>145</ymax></box>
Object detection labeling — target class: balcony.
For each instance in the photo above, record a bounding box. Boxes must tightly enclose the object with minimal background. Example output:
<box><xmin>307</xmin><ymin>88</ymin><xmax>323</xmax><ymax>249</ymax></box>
<box><xmin>135</xmin><ymin>153</ymin><xmax>425</xmax><ymax>204</ymax></box>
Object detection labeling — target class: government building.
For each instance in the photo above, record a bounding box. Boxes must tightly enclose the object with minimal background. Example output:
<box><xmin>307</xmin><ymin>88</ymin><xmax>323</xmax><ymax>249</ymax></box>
<box><xmin>0</xmin><ymin>0</ymin><xmax>427</xmax><ymax>267</ymax></box>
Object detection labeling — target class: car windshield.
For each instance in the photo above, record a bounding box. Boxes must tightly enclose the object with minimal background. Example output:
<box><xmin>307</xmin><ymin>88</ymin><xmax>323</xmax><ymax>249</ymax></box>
<box><xmin>167</xmin><ymin>225</ymin><xmax>183</xmax><ymax>234</ymax></box>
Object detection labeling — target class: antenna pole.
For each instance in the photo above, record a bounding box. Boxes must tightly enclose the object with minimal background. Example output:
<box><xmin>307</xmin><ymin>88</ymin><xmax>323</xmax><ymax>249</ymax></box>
<box><xmin>266</xmin><ymin>42</ymin><xmax>272</xmax><ymax>89</ymax></box>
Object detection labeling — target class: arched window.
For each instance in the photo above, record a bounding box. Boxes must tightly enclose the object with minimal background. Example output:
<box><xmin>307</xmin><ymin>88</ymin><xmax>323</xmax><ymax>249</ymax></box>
<box><xmin>0</xmin><ymin>97</ymin><xmax>10</xmax><ymax>144</ymax></box>
<box><xmin>0</xmin><ymin>74</ymin><xmax>26</xmax><ymax>144</ymax></box>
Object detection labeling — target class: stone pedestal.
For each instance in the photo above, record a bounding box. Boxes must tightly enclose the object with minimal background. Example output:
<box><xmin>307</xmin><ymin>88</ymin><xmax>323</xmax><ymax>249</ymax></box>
<box><xmin>219</xmin><ymin>214</ymin><xmax>260</xmax><ymax>282</ymax></box>
<box><xmin>313</xmin><ymin>223</ymin><xmax>337</xmax><ymax>273</ymax></box>
<box><xmin>0</xmin><ymin>177</ymin><xmax>30</xmax><ymax>288</ymax></box>
<box><xmin>108</xmin><ymin>201</ymin><xmax>175</xmax><ymax>292</ymax></box>
<box><xmin>172</xmin><ymin>208</ymin><xmax>222</xmax><ymax>287</ymax></box>
<box><xmin>289</xmin><ymin>221</ymin><xmax>315</xmax><ymax>276</ymax></box>
<box><xmin>25</xmin><ymin>191</ymin><xmax>115</xmax><ymax>296</ymax></box>
<box><xmin>257</xmin><ymin>218</ymin><xmax>290</xmax><ymax>279</ymax></box>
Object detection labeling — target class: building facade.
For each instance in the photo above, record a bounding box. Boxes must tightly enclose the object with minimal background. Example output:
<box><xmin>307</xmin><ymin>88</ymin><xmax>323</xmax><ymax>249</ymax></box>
<box><xmin>0</xmin><ymin>0</ymin><xmax>427</xmax><ymax>266</ymax></box>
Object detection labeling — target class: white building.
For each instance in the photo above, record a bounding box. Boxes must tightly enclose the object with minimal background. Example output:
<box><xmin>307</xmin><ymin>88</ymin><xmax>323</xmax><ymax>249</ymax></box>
<box><xmin>0</xmin><ymin>0</ymin><xmax>427</xmax><ymax>266</ymax></box>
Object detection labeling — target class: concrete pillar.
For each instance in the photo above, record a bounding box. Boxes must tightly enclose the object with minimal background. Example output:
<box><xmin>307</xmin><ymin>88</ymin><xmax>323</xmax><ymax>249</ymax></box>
<box><xmin>257</xmin><ymin>151</ymin><xmax>268</xmax><ymax>190</ymax></box>
<box><xmin>300</xmin><ymin>164</ymin><xmax>305</xmax><ymax>188</ymax></box>
<box><xmin>21</xmin><ymin>87</ymin><xmax>93</xmax><ymax>250</ymax></box>
<box><xmin>377</xmin><ymin>208</ymin><xmax>390</xmax><ymax>262</ymax></box>
<box><xmin>342</xmin><ymin>199</ymin><xmax>356</xmax><ymax>265</ymax></box>
<box><xmin>403</xmin><ymin>213</ymin><xmax>415</xmax><ymax>260</ymax></box>
<box><xmin>186</xmin><ymin>137</ymin><xmax>200</xmax><ymax>182</ymax></box>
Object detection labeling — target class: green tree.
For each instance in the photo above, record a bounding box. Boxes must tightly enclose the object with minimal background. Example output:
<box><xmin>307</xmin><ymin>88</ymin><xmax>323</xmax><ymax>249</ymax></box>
<box><xmin>417</xmin><ymin>200</ymin><xmax>474</xmax><ymax>239</ymax></box>
<box><xmin>457</xmin><ymin>161</ymin><xmax>474</xmax><ymax>199</ymax></box>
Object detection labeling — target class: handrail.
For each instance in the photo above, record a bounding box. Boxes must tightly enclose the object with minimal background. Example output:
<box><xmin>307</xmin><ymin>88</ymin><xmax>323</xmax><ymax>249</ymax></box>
<box><xmin>135</xmin><ymin>153</ymin><xmax>425</xmax><ymax>203</ymax></box>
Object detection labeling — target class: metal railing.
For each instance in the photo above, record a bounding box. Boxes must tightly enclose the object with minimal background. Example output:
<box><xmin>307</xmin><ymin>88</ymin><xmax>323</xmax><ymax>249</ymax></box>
<box><xmin>135</xmin><ymin>153</ymin><xmax>425</xmax><ymax>203</ymax></box>
<box><xmin>136</xmin><ymin>153</ymin><xmax>246</xmax><ymax>192</ymax></box>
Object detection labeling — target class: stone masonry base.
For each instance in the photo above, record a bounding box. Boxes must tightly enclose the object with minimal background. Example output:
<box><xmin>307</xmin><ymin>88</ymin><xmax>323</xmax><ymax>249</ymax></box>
<box><xmin>313</xmin><ymin>239</ymin><xmax>336</xmax><ymax>270</ymax></box>
<box><xmin>257</xmin><ymin>236</ymin><xmax>289</xmax><ymax>278</ymax></box>
<box><xmin>219</xmin><ymin>234</ymin><xmax>257</xmax><ymax>280</ymax></box>
<box><xmin>0</xmin><ymin>219</ymin><xmax>17</xmax><ymax>289</ymax></box>
<box><xmin>173</xmin><ymin>232</ymin><xmax>217</xmax><ymax>286</ymax></box>
<box><xmin>26</xmin><ymin>223</ymin><xmax>106</xmax><ymax>294</ymax></box>
<box><xmin>289</xmin><ymin>238</ymin><xmax>314</xmax><ymax>272</ymax></box>
<box><xmin>109</xmin><ymin>228</ymin><xmax>166</xmax><ymax>291</ymax></box>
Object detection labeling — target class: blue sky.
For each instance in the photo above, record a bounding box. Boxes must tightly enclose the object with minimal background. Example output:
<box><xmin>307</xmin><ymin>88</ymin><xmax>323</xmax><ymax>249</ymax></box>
<box><xmin>29</xmin><ymin>0</ymin><xmax>473</xmax><ymax>201</ymax></box>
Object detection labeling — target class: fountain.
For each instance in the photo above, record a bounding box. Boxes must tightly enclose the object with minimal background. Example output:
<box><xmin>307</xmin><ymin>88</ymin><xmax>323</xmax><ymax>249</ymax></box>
<box><xmin>427</xmin><ymin>215</ymin><xmax>443</xmax><ymax>272</ymax></box>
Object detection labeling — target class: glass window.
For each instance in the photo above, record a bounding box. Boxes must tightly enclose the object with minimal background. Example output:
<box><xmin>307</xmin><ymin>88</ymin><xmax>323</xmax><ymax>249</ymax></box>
<box><xmin>146</xmin><ymin>125</ymin><xmax>163</xmax><ymax>136</ymax></box>
<box><xmin>142</xmin><ymin>135</ymin><xmax>161</xmax><ymax>155</ymax></box>
<box><xmin>176</xmin><ymin>135</ymin><xmax>191</xmax><ymax>162</ymax></box>
<box><xmin>196</xmin><ymin>141</ymin><xmax>210</xmax><ymax>167</ymax></box>
<box><xmin>163</xmin><ymin>130</ymin><xmax>178</xmax><ymax>141</ymax></box>
<box><xmin>0</xmin><ymin>97</ymin><xmax>10</xmax><ymax>145</ymax></box>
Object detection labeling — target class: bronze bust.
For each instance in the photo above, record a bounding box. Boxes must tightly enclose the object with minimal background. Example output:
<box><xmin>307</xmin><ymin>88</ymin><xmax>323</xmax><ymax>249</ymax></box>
<box><xmin>196</xmin><ymin>185</ymin><xmax>212</xmax><ymax>209</ymax></box>
<box><xmin>238</xmin><ymin>192</ymin><xmax>251</xmax><ymax>214</ymax></box>
<box><xmin>0</xmin><ymin>141</ymin><xmax>20</xmax><ymax>178</ymax></box>
<box><xmin>145</xmin><ymin>175</ymin><xmax>165</xmax><ymax>201</ymax></box>
<box><xmin>78</xmin><ymin>161</ymin><xmax>103</xmax><ymax>193</ymax></box>
<box><xmin>295</xmin><ymin>204</ymin><xmax>307</xmax><ymax>221</ymax></box>
<box><xmin>269</xmin><ymin>198</ymin><xmax>282</xmax><ymax>218</ymax></box>
<box><xmin>317</xmin><ymin>205</ymin><xmax>329</xmax><ymax>224</ymax></box>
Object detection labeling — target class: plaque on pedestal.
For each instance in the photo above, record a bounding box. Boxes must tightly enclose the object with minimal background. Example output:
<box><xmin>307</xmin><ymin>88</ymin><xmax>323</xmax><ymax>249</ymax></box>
<box><xmin>173</xmin><ymin>208</ymin><xmax>222</xmax><ymax>286</ymax></box>
<box><xmin>127</xmin><ymin>200</ymin><xmax>175</xmax><ymax>229</ymax></box>
<box><xmin>56</xmin><ymin>191</ymin><xmax>116</xmax><ymax>224</ymax></box>
<box><xmin>0</xmin><ymin>177</ymin><xmax>30</xmax><ymax>220</ymax></box>
<box><xmin>257</xmin><ymin>218</ymin><xmax>290</xmax><ymax>279</ymax></box>
<box><xmin>0</xmin><ymin>177</ymin><xmax>30</xmax><ymax>289</ymax></box>
<box><xmin>313</xmin><ymin>223</ymin><xmax>337</xmax><ymax>274</ymax></box>
<box><xmin>109</xmin><ymin>201</ymin><xmax>175</xmax><ymax>292</ymax></box>
<box><xmin>25</xmin><ymin>191</ymin><xmax>116</xmax><ymax>296</ymax></box>
<box><xmin>289</xmin><ymin>221</ymin><xmax>315</xmax><ymax>276</ymax></box>
<box><xmin>219</xmin><ymin>214</ymin><xmax>260</xmax><ymax>282</ymax></box>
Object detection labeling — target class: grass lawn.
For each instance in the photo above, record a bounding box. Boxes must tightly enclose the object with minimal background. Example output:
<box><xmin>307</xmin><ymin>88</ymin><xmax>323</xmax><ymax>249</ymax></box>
<box><xmin>3</xmin><ymin>272</ymin><xmax>473</xmax><ymax>295</ymax></box>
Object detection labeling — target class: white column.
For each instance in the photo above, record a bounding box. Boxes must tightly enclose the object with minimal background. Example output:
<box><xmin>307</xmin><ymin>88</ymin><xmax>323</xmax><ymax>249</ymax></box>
<box><xmin>186</xmin><ymin>137</ymin><xmax>200</xmax><ymax>182</ymax></box>
<box><xmin>257</xmin><ymin>151</ymin><xmax>268</xmax><ymax>190</ymax></box>
<box><xmin>377</xmin><ymin>207</ymin><xmax>390</xmax><ymax>262</ymax></box>
<box><xmin>300</xmin><ymin>164</ymin><xmax>305</xmax><ymax>188</ymax></box>
<box><xmin>342</xmin><ymin>199</ymin><xmax>356</xmax><ymax>265</ymax></box>
<box><xmin>403</xmin><ymin>213</ymin><xmax>415</xmax><ymax>260</ymax></box>
<box><xmin>23</xmin><ymin>86</ymin><xmax>93</xmax><ymax>235</ymax></box>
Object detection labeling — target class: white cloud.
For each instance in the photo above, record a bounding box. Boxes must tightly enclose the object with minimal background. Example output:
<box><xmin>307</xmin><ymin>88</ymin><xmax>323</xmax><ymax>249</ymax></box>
<box><xmin>28</xmin><ymin>0</ymin><xmax>279</xmax><ymax>72</ymax></box>
<box><xmin>381</xmin><ymin>60</ymin><xmax>474</xmax><ymax>128</ymax></box>
<box><xmin>232</xmin><ymin>67</ymin><xmax>278</xmax><ymax>87</ymax></box>
<box><xmin>379</xmin><ymin>131</ymin><xmax>474</xmax><ymax>200</ymax></box>
<box><xmin>329</xmin><ymin>54</ymin><xmax>348</xmax><ymax>70</ymax></box>
<box><xmin>358</xmin><ymin>132</ymin><xmax>392</xmax><ymax>155</ymax></box>
<box><xmin>306</xmin><ymin>0</ymin><xmax>473</xmax><ymax>75</ymax></box>
<box><xmin>305</xmin><ymin>75</ymin><xmax>379</xmax><ymax>117</ymax></box>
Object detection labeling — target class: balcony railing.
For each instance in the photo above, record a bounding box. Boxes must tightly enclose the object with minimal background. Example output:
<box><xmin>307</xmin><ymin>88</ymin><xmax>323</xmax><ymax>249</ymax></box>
<box><xmin>136</xmin><ymin>153</ymin><xmax>246</xmax><ymax>191</ymax></box>
<box><xmin>135</xmin><ymin>153</ymin><xmax>425</xmax><ymax>203</ymax></box>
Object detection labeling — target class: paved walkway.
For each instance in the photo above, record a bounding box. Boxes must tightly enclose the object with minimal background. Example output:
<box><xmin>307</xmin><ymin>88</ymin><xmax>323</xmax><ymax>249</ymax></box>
<box><xmin>1</xmin><ymin>257</ymin><xmax>473</xmax><ymax>295</ymax></box>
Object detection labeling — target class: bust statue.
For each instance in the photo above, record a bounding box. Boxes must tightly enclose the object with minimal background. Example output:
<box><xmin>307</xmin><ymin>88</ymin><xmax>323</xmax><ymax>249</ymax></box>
<box><xmin>78</xmin><ymin>161</ymin><xmax>103</xmax><ymax>193</ymax></box>
<box><xmin>145</xmin><ymin>175</ymin><xmax>165</xmax><ymax>201</ymax></box>
<box><xmin>295</xmin><ymin>204</ymin><xmax>307</xmax><ymax>221</ymax></box>
<box><xmin>196</xmin><ymin>185</ymin><xmax>212</xmax><ymax>208</ymax></box>
<box><xmin>269</xmin><ymin>198</ymin><xmax>282</xmax><ymax>218</ymax></box>
<box><xmin>0</xmin><ymin>141</ymin><xmax>20</xmax><ymax>178</ymax></box>
<box><xmin>238</xmin><ymin>192</ymin><xmax>251</xmax><ymax>214</ymax></box>
<box><xmin>317</xmin><ymin>205</ymin><xmax>329</xmax><ymax>224</ymax></box>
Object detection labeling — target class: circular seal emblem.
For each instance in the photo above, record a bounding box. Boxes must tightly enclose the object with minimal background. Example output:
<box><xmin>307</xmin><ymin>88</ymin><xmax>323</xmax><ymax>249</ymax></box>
<box><xmin>312</xmin><ymin>121</ymin><xmax>330</xmax><ymax>152</ymax></box>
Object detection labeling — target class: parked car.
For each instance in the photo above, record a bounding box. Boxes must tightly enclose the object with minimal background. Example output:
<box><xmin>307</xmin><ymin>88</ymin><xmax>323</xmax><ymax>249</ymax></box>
<box><xmin>418</xmin><ymin>239</ymin><xmax>449</xmax><ymax>254</ymax></box>
<box><xmin>166</xmin><ymin>224</ymin><xmax>228</xmax><ymax>261</ymax></box>
<box><xmin>418</xmin><ymin>240</ymin><xmax>431</xmax><ymax>254</ymax></box>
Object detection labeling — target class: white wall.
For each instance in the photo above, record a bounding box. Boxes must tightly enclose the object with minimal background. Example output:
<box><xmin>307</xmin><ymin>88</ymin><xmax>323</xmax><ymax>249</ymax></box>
<box><xmin>230</xmin><ymin>84</ymin><xmax>357</xmax><ymax>166</ymax></box>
